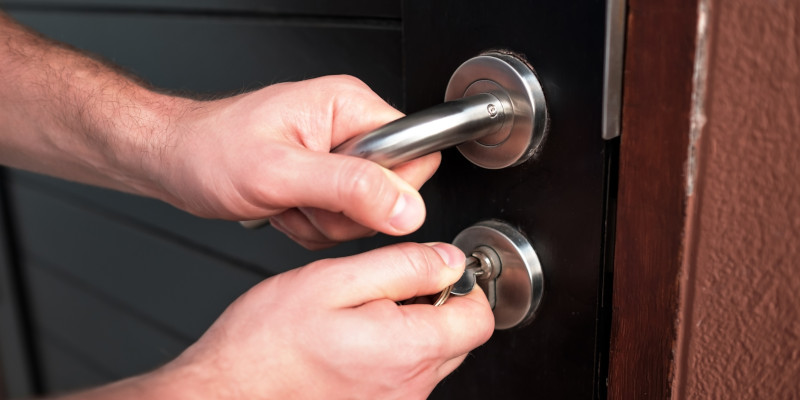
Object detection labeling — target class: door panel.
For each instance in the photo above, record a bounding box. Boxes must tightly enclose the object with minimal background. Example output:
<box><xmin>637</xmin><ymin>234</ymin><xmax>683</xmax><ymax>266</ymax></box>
<box><xmin>0</xmin><ymin>2</ymin><xmax>614</xmax><ymax>398</ymax></box>
<box><xmin>11</xmin><ymin>170</ymin><xmax>343</xmax><ymax>274</ymax></box>
<box><xmin>403</xmin><ymin>2</ymin><xmax>610</xmax><ymax>398</ymax></box>
<box><xmin>12</xmin><ymin>184</ymin><xmax>262</xmax><ymax>340</ymax></box>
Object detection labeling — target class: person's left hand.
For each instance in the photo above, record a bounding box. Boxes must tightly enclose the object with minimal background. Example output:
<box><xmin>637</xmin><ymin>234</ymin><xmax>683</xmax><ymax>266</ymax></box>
<box><xmin>133</xmin><ymin>242</ymin><xmax>493</xmax><ymax>400</ymax></box>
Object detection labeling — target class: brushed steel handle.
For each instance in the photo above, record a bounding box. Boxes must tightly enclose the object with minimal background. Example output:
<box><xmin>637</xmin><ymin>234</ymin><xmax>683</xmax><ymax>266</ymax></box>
<box><xmin>332</xmin><ymin>92</ymin><xmax>508</xmax><ymax>168</ymax></box>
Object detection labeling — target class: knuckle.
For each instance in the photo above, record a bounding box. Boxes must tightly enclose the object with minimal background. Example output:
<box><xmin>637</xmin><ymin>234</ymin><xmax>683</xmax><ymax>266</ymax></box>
<box><xmin>330</xmin><ymin>74</ymin><xmax>369</xmax><ymax>89</ymax></box>
<box><xmin>336</xmin><ymin>160</ymin><xmax>393</xmax><ymax>213</ymax></box>
<box><xmin>395</xmin><ymin>243</ymin><xmax>439</xmax><ymax>286</ymax></box>
<box><xmin>315</xmin><ymin>74</ymin><xmax>369</xmax><ymax>96</ymax></box>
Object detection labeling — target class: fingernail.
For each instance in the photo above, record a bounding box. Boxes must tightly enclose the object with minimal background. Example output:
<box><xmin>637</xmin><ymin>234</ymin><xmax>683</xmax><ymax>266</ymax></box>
<box><xmin>430</xmin><ymin>243</ymin><xmax>466</xmax><ymax>269</ymax></box>
<box><xmin>389</xmin><ymin>192</ymin><xmax>425</xmax><ymax>233</ymax></box>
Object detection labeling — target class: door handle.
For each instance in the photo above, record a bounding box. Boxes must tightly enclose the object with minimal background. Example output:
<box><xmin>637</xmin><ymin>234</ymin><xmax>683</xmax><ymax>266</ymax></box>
<box><xmin>332</xmin><ymin>92</ymin><xmax>508</xmax><ymax>168</ymax></box>
<box><xmin>336</xmin><ymin>51</ymin><xmax>548</xmax><ymax>170</ymax></box>
<box><xmin>242</xmin><ymin>51</ymin><xmax>548</xmax><ymax>228</ymax></box>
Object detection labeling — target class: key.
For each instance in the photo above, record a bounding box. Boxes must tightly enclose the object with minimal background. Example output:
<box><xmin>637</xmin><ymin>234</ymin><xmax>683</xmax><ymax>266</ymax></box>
<box><xmin>431</xmin><ymin>257</ymin><xmax>480</xmax><ymax>306</ymax></box>
<box><xmin>450</xmin><ymin>256</ymin><xmax>484</xmax><ymax>295</ymax></box>
<box><xmin>432</xmin><ymin>246</ymin><xmax>499</xmax><ymax>306</ymax></box>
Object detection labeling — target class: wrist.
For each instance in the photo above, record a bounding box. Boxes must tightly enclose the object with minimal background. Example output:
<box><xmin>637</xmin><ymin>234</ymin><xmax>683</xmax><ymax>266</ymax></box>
<box><xmin>144</xmin><ymin>349</ymin><xmax>245</xmax><ymax>400</ymax></box>
<box><xmin>105</xmin><ymin>87</ymin><xmax>196</xmax><ymax>202</ymax></box>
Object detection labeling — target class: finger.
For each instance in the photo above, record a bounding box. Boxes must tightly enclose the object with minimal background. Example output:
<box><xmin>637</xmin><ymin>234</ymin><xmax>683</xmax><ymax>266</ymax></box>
<box><xmin>297</xmin><ymin>207</ymin><xmax>377</xmax><ymax>243</ymax></box>
<box><xmin>390</xmin><ymin>152</ymin><xmax>442</xmax><ymax>190</ymax></box>
<box><xmin>321</xmin><ymin>76</ymin><xmax>406</xmax><ymax>147</ymax></box>
<box><xmin>308</xmin><ymin>242</ymin><xmax>465</xmax><ymax>307</ymax></box>
<box><xmin>259</xmin><ymin>147</ymin><xmax>427</xmax><ymax>236</ymax></box>
<box><xmin>288</xmin><ymin>153</ymin><xmax>441</xmax><ymax>242</ymax></box>
<box><xmin>270</xmin><ymin>209</ymin><xmax>339</xmax><ymax>250</ymax></box>
<box><xmin>437</xmin><ymin>354</ymin><xmax>469</xmax><ymax>381</ymax></box>
<box><xmin>399</xmin><ymin>289</ymin><xmax>495</xmax><ymax>360</ymax></box>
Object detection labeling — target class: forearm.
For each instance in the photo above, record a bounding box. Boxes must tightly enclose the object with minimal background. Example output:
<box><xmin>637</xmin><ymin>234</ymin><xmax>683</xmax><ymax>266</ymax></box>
<box><xmin>0</xmin><ymin>12</ymin><xmax>187</xmax><ymax>199</ymax></box>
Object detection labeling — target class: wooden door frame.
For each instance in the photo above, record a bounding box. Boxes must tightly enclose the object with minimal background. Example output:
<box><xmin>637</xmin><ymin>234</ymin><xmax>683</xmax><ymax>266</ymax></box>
<box><xmin>608</xmin><ymin>0</ymin><xmax>700</xmax><ymax>398</ymax></box>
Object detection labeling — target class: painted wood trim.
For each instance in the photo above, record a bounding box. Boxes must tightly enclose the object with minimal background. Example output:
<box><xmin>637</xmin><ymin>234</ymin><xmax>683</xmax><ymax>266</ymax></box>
<box><xmin>607</xmin><ymin>0</ymin><xmax>700</xmax><ymax>398</ymax></box>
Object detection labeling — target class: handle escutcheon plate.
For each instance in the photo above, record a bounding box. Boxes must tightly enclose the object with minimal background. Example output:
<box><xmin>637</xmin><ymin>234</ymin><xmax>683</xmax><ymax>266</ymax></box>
<box><xmin>446</xmin><ymin>51</ymin><xmax>549</xmax><ymax>169</ymax></box>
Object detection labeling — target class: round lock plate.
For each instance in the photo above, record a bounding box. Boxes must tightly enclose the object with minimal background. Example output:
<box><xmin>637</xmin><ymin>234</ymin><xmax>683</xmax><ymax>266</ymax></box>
<box><xmin>452</xmin><ymin>220</ymin><xmax>544</xmax><ymax>330</ymax></box>
<box><xmin>445</xmin><ymin>52</ymin><xmax>549</xmax><ymax>169</ymax></box>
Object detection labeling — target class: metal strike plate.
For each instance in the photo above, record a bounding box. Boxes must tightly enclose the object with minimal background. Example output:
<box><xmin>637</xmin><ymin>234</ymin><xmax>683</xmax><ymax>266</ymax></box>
<box><xmin>452</xmin><ymin>220</ymin><xmax>544</xmax><ymax>330</ymax></box>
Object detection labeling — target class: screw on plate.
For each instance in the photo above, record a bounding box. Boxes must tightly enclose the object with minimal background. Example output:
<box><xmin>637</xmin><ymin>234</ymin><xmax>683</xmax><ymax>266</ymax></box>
<box><xmin>487</xmin><ymin>103</ymin><xmax>498</xmax><ymax>117</ymax></box>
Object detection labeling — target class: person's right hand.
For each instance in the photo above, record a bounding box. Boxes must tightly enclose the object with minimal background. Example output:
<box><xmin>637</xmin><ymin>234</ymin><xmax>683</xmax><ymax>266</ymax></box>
<box><xmin>152</xmin><ymin>76</ymin><xmax>440</xmax><ymax>249</ymax></box>
<box><xmin>150</xmin><ymin>242</ymin><xmax>494</xmax><ymax>400</ymax></box>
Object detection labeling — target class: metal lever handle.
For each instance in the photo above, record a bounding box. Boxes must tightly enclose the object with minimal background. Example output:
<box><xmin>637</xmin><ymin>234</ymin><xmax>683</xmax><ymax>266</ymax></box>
<box><xmin>241</xmin><ymin>51</ymin><xmax>548</xmax><ymax>229</ymax></box>
<box><xmin>332</xmin><ymin>92</ymin><xmax>508</xmax><ymax>168</ymax></box>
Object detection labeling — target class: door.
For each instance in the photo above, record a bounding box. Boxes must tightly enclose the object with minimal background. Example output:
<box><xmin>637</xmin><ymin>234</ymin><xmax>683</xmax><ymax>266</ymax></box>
<box><xmin>0</xmin><ymin>1</ymin><xmax>615</xmax><ymax>398</ymax></box>
<box><xmin>402</xmin><ymin>3</ymin><xmax>613</xmax><ymax>399</ymax></box>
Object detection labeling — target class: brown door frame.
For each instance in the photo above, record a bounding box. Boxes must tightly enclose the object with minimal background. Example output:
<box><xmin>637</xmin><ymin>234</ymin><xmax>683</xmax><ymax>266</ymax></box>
<box><xmin>608</xmin><ymin>0</ymin><xmax>701</xmax><ymax>398</ymax></box>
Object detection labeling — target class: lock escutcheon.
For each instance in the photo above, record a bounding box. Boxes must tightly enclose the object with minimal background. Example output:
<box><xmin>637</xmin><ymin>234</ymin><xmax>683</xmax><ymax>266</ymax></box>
<box><xmin>452</xmin><ymin>220</ymin><xmax>544</xmax><ymax>330</ymax></box>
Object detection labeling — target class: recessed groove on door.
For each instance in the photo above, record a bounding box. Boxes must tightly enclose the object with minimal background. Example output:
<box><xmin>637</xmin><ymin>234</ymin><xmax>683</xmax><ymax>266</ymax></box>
<box><xmin>12</xmin><ymin>185</ymin><xmax>265</xmax><ymax>340</ymax></box>
<box><xmin>27</xmin><ymin>266</ymin><xmax>190</xmax><ymax>379</ymax></box>
<box><xmin>39</xmin><ymin>337</ymin><xmax>114</xmax><ymax>393</ymax></box>
<box><xmin>11</xmin><ymin>172</ymin><xmax>277</xmax><ymax>277</ymax></box>
<box><xmin>30</xmin><ymin>257</ymin><xmax>195</xmax><ymax>343</ymax></box>
<box><xmin>39</xmin><ymin>331</ymin><xmax>117</xmax><ymax>386</ymax></box>
<box><xmin>0</xmin><ymin>168</ymin><xmax>41</xmax><ymax>396</ymax></box>
<box><xmin>9</xmin><ymin>171</ymin><xmax>362</xmax><ymax>274</ymax></box>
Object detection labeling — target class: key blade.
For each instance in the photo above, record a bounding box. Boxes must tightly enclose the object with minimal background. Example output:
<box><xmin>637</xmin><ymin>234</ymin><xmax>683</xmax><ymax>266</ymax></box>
<box><xmin>450</xmin><ymin>257</ymin><xmax>480</xmax><ymax>296</ymax></box>
<box><xmin>450</xmin><ymin>271</ymin><xmax>476</xmax><ymax>296</ymax></box>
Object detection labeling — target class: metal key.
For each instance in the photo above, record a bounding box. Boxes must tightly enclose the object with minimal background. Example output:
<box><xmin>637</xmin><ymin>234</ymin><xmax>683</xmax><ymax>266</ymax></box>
<box><xmin>450</xmin><ymin>256</ymin><xmax>484</xmax><ymax>295</ymax></box>
<box><xmin>432</xmin><ymin>257</ymin><xmax>481</xmax><ymax>307</ymax></box>
<box><xmin>433</xmin><ymin>246</ymin><xmax>501</xmax><ymax>306</ymax></box>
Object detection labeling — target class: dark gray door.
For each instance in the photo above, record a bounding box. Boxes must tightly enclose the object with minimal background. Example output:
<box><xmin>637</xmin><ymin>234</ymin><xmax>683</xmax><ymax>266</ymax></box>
<box><xmin>0</xmin><ymin>1</ymin><xmax>614</xmax><ymax>398</ymax></box>
<box><xmin>403</xmin><ymin>3</ymin><xmax>613</xmax><ymax>399</ymax></box>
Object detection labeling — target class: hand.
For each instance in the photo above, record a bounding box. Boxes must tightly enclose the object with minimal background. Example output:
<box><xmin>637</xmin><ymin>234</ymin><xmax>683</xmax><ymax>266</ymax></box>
<box><xmin>159</xmin><ymin>76</ymin><xmax>441</xmax><ymax>248</ymax></box>
<box><xmin>153</xmin><ymin>242</ymin><xmax>494</xmax><ymax>400</ymax></box>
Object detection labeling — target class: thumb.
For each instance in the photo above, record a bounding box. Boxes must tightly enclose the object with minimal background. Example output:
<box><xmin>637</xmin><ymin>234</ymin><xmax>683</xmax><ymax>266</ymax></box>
<box><xmin>271</xmin><ymin>147</ymin><xmax>427</xmax><ymax>235</ymax></box>
<box><xmin>309</xmin><ymin>242</ymin><xmax>466</xmax><ymax>308</ymax></box>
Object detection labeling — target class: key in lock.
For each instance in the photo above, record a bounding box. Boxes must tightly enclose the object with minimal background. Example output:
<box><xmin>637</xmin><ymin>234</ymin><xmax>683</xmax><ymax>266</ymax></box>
<box><xmin>449</xmin><ymin>245</ymin><xmax>502</xmax><ymax>309</ymax></box>
<box><xmin>435</xmin><ymin>220</ymin><xmax>545</xmax><ymax>330</ymax></box>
